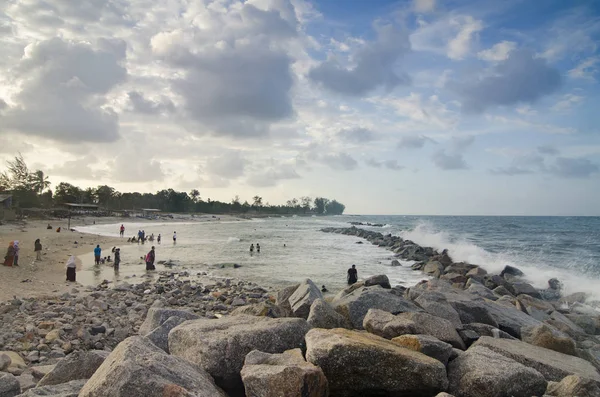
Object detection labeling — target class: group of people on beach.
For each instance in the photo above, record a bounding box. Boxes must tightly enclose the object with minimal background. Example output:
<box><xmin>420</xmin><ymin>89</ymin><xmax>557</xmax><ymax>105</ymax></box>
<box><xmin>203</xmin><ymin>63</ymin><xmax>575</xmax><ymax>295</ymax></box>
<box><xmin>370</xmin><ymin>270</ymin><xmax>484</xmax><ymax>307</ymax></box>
<box><xmin>3</xmin><ymin>240</ymin><xmax>20</xmax><ymax>267</ymax></box>
<box><xmin>249</xmin><ymin>243</ymin><xmax>261</xmax><ymax>255</ymax></box>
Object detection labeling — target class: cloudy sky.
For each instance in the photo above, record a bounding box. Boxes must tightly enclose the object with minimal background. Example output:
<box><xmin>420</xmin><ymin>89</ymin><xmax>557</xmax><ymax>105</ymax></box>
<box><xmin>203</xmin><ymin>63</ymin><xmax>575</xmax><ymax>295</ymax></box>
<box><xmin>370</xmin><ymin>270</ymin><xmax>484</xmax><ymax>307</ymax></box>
<box><xmin>1</xmin><ymin>0</ymin><xmax>599</xmax><ymax>215</ymax></box>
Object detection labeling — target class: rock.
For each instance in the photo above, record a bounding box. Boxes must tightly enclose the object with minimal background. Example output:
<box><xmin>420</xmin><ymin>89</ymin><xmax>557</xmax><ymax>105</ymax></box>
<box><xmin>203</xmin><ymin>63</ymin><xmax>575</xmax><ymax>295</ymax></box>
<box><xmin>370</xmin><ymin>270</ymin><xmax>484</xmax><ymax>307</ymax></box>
<box><xmin>391</xmin><ymin>260</ymin><xmax>401</xmax><ymax>267</ymax></box>
<box><xmin>169</xmin><ymin>315</ymin><xmax>311</xmax><ymax>394</ymax></box>
<box><xmin>565</xmin><ymin>314</ymin><xmax>597</xmax><ymax>335</ymax></box>
<box><xmin>521</xmin><ymin>324</ymin><xmax>577</xmax><ymax>356</ymax></box>
<box><xmin>287</xmin><ymin>279</ymin><xmax>323</xmax><ymax>319</ymax></box>
<box><xmin>79</xmin><ymin>336</ymin><xmax>226</xmax><ymax>397</ymax></box>
<box><xmin>138</xmin><ymin>308</ymin><xmax>199</xmax><ymax>335</ymax></box>
<box><xmin>492</xmin><ymin>285</ymin><xmax>513</xmax><ymax>297</ymax></box>
<box><xmin>240</xmin><ymin>349</ymin><xmax>328</xmax><ymax>397</ymax></box>
<box><xmin>305</xmin><ymin>328</ymin><xmax>448</xmax><ymax>396</ymax></box>
<box><xmin>38</xmin><ymin>350</ymin><xmax>109</xmax><ymax>387</ymax></box>
<box><xmin>364</xmin><ymin>309</ymin><xmax>465</xmax><ymax>349</ymax></box>
<box><xmin>451</xmin><ymin>300</ymin><xmax>499</xmax><ymax>328</ymax></box>
<box><xmin>275</xmin><ymin>284</ymin><xmax>300</xmax><ymax>315</ymax></box>
<box><xmin>466</xmin><ymin>284</ymin><xmax>497</xmax><ymax>301</ymax></box>
<box><xmin>30</xmin><ymin>365</ymin><xmax>55</xmax><ymax>380</ymax></box>
<box><xmin>435</xmin><ymin>394</ymin><xmax>455</xmax><ymax>397</ymax></box>
<box><xmin>144</xmin><ymin>316</ymin><xmax>188</xmax><ymax>353</ymax></box>
<box><xmin>458</xmin><ymin>329</ymin><xmax>480</xmax><ymax>347</ymax></box>
<box><xmin>364</xmin><ymin>275</ymin><xmax>391</xmax><ymax>289</ymax></box>
<box><xmin>0</xmin><ymin>373</ymin><xmax>20</xmax><ymax>397</ymax></box>
<box><xmin>561</xmin><ymin>292</ymin><xmax>589</xmax><ymax>305</ymax></box>
<box><xmin>511</xmin><ymin>282</ymin><xmax>542</xmax><ymax>299</ymax></box>
<box><xmin>447</xmin><ymin>345</ymin><xmax>547</xmax><ymax>397</ymax></box>
<box><xmin>480</xmin><ymin>300</ymin><xmax>542</xmax><ymax>338</ymax></box>
<box><xmin>500</xmin><ymin>265</ymin><xmax>524</xmax><ymax>278</ymax></box>
<box><xmin>548</xmin><ymin>311</ymin><xmax>587</xmax><ymax>337</ymax></box>
<box><xmin>545</xmin><ymin>374</ymin><xmax>600</xmax><ymax>397</ymax></box>
<box><xmin>414</xmin><ymin>292</ymin><xmax>462</xmax><ymax>328</ymax></box>
<box><xmin>16</xmin><ymin>379</ymin><xmax>86</xmax><ymax>397</ymax></box>
<box><xmin>306</xmin><ymin>299</ymin><xmax>351</xmax><ymax>329</ymax></box>
<box><xmin>231</xmin><ymin>301</ymin><xmax>287</xmax><ymax>318</ymax></box>
<box><xmin>466</xmin><ymin>267</ymin><xmax>487</xmax><ymax>278</ymax></box>
<box><xmin>392</xmin><ymin>334</ymin><xmax>454</xmax><ymax>365</ymax></box>
<box><xmin>332</xmin><ymin>286</ymin><xmax>422</xmax><ymax>329</ymax></box>
<box><xmin>473</xmin><ymin>336</ymin><xmax>600</xmax><ymax>383</ymax></box>
<box><xmin>424</xmin><ymin>261</ymin><xmax>444</xmax><ymax>277</ymax></box>
<box><xmin>462</xmin><ymin>323</ymin><xmax>515</xmax><ymax>340</ymax></box>
<box><xmin>0</xmin><ymin>354</ymin><xmax>11</xmax><ymax>372</ymax></box>
<box><xmin>16</xmin><ymin>373</ymin><xmax>36</xmax><ymax>392</ymax></box>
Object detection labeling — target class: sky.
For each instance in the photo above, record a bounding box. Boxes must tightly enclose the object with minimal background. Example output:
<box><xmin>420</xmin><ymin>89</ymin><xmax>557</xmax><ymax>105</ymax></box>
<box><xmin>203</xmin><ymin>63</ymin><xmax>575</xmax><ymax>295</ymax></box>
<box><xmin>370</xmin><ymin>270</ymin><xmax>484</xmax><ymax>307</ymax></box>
<box><xmin>0</xmin><ymin>0</ymin><xmax>599</xmax><ymax>215</ymax></box>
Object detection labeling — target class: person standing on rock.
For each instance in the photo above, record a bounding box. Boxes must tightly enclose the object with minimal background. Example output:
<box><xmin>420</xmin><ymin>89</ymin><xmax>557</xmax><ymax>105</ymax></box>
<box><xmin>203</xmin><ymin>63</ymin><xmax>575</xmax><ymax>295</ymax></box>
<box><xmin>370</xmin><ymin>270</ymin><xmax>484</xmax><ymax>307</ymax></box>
<box><xmin>114</xmin><ymin>248</ymin><xmax>121</xmax><ymax>271</ymax></box>
<box><xmin>347</xmin><ymin>264</ymin><xmax>358</xmax><ymax>285</ymax></box>
<box><xmin>34</xmin><ymin>239</ymin><xmax>43</xmax><ymax>261</ymax></box>
<box><xmin>145</xmin><ymin>246</ymin><xmax>156</xmax><ymax>271</ymax></box>
<box><xmin>94</xmin><ymin>245</ymin><xmax>102</xmax><ymax>265</ymax></box>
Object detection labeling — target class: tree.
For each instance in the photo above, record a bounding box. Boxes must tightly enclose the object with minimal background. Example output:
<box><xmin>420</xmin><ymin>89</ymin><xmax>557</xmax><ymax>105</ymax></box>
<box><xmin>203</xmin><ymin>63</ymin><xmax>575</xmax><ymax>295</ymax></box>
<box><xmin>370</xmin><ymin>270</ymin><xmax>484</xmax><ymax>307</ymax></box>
<box><xmin>2</xmin><ymin>154</ymin><xmax>31</xmax><ymax>190</ymax></box>
<box><xmin>252</xmin><ymin>195</ymin><xmax>263</xmax><ymax>207</ymax></box>
<box><xmin>231</xmin><ymin>195</ymin><xmax>242</xmax><ymax>211</ymax></box>
<box><xmin>301</xmin><ymin>196</ymin><xmax>312</xmax><ymax>213</ymax></box>
<box><xmin>82</xmin><ymin>188</ymin><xmax>96</xmax><ymax>204</ymax></box>
<box><xmin>96</xmin><ymin>185</ymin><xmax>116</xmax><ymax>207</ymax></box>
<box><xmin>54</xmin><ymin>182</ymin><xmax>82</xmax><ymax>204</ymax></box>
<box><xmin>325</xmin><ymin>199</ymin><xmax>345</xmax><ymax>215</ymax></box>
<box><xmin>30</xmin><ymin>170</ymin><xmax>50</xmax><ymax>194</ymax></box>
<box><xmin>313</xmin><ymin>197</ymin><xmax>329</xmax><ymax>214</ymax></box>
<box><xmin>190</xmin><ymin>189</ymin><xmax>200</xmax><ymax>203</ymax></box>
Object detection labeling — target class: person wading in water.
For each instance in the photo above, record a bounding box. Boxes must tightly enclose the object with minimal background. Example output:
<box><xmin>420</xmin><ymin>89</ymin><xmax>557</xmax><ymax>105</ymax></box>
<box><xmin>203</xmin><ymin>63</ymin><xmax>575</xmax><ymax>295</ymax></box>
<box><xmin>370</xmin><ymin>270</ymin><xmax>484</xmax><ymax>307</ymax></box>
<box><xmin>347</xmin><ymin>264</ymin><xmax>358</xmax><ymax>285</ymax></box>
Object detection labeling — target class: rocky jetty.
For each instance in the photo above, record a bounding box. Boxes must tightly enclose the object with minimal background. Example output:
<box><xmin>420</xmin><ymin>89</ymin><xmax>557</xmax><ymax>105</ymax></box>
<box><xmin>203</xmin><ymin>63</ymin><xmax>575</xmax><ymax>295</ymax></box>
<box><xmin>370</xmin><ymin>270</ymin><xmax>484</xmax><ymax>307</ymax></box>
<box><xmin>0</xmin><ymin>226</ymin><xmax>599</xmax><ymax>396</ymax></box>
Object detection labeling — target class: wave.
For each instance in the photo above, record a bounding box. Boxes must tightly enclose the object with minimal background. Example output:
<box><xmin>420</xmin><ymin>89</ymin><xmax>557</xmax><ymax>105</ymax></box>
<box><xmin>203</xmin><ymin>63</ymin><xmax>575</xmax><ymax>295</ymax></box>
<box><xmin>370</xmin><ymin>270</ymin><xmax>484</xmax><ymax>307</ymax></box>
<box><xmin>400</xmin><ymin>222</ymin><xmax>600</xmax><ymax>300</ymax></box>
<box><xmin>226</xmin><ymin>237</ymin><xmax>240</xmax><ymax>243</ymax></box>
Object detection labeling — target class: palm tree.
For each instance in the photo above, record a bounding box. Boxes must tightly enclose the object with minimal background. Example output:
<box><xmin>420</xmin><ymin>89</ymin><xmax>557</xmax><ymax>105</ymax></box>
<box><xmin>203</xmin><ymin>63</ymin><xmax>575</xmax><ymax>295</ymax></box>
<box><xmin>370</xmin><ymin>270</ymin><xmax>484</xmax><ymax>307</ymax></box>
<box><xmin>252</xmin><ymin>195</ymin><xmax>263</xmax><ymax>207</ymax></box>
<box><xmin>190</xmin><ymin>189</ymin><xmax>200</xmax><ymax>203</ymax></box>
<box><xmin>30</xmin><ymin>170</ymin><xmax>50</xmax><ymax>194</ymax></box>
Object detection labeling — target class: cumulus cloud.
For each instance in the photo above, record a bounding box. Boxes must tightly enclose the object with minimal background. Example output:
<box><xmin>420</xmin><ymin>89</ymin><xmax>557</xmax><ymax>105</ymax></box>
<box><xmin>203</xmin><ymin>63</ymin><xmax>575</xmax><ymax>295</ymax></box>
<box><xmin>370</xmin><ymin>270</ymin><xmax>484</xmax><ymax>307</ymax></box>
<box><xmin>477</xmin><ymin>41</ymin><xmax>516</xmax><ymax>62</ymax></box>
<box><xmin>111</xmin><ymin>151</ymin><xmax>164</xmax><ymax>183</ymax></box>
<box><xmin>206</xmin><ymin>152</ymin><xmax>247</xmax><ymax>179</ymax></box>
<box><xmin>551</xmin><ymin>94</ymin><xmax>584</xmax><ymax>112</ymax></box>
<box><xmin>449</xmin><ymin>49</ymin><xmax>562</xmax><ymax>112</ymax></box>
<box><xmin>337</xmin><ymin>127</ymin><xmax>376</xmax><ymax>143</ymax></box>
<box><xmin>1</xmin><ymin>37</ymin><xmax>127</xmax><ymax>143</ymax></box>
<box><xmin>447</xmin><ymin>16</ymin><xmax>483</xmax><ymax>60</ymax></box>
<box><xmin>128</xmin><ymin>91</ymin><xmax>175</xmax><ymax>115</ymax></box>
<box><xmin>490</xmin><ymin>153</ymin><xmax>545</xmax><ymax>175</ymax></box>
<box><xmin>414</xmin><ymin>0</ymin><xmax>436</xmax><ymax>13</ymax></box>
<box><xmin>49</xmin><ymin>155</ymin><xmax>105</xmax><ymax>180</ymax></box>
<box><xmin>310</xmin><ymin>152</ymin><xmax>358</xmax><ymax>171</ymax></box>
<box><xmin>432</xmin><ymin>150</ymin><xmax>468</xmax><ymax>170</ymax></box>
<box><xmin>398</xmin><ymin>135</ymin><xmax>433</xmax><ymax>149</ymax></box>
<box><xmin>549</xmin><ymin>157</ymin><xmax>599</xmax><ymax>178</ymax></box>
<box><xmin>568</xmin><ymin>57</ymin><xmax>598</xmax><ymax>80</ymax></box>
<box><xmin>308</xmin><ymin>24</ymin><xmax>410</xmax><ymax>96</ymax></box>
<box><xmin>246</xmin><ymin>164</ymin><xmax>301</xmax><ymax>187</ymax></box>
<box><xmin>412</xmin><ymin>15</ymin><xmax>483</xmax><ymax>60</ymax></box>
<box><xmin>367</xmin><ymin>158</ymin><xmax>403</xmax><ymax>170</ymax></box>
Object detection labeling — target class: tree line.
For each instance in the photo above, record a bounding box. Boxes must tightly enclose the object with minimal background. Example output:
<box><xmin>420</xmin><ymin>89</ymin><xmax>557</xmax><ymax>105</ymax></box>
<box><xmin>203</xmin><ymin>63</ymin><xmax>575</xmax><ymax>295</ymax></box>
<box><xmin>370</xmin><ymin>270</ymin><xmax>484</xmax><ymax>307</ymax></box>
<box><xmin>0</xmin><ymin>155</ymin><xmax>346</xmax><ymax>215</ymax></box>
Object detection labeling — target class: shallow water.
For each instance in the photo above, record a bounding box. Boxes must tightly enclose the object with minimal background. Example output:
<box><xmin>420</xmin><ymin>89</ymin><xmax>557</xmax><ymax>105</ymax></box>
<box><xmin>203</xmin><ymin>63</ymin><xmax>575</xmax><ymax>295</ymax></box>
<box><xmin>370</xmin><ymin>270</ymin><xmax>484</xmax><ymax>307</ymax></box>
<box><xmin>74</xmin><ymin>215</ymin><xmax>600</xmax><ymax>299</ymax></box>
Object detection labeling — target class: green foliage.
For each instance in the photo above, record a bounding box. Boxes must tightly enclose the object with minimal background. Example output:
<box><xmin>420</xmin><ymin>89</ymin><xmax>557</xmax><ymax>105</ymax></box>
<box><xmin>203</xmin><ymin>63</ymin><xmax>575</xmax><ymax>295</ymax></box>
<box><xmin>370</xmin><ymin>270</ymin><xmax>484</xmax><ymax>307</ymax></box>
<box><xmin>313</xmin><ymin>197</ymin><xmax>329</xmax><ymax>214</ymax></box>
<box><xmin>325</xmin><ymin>199</ymin><xmax>345</xmax><ymax>215</ymax></box>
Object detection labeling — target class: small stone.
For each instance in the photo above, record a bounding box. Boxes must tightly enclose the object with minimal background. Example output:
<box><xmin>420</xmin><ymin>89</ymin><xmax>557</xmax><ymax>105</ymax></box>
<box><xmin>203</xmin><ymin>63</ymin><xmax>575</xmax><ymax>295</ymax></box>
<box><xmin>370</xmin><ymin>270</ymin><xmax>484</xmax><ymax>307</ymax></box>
<box><xmin>0</xmin><ymin>354</ymin><xmax>11</xmax><ymax>371</ymax></box>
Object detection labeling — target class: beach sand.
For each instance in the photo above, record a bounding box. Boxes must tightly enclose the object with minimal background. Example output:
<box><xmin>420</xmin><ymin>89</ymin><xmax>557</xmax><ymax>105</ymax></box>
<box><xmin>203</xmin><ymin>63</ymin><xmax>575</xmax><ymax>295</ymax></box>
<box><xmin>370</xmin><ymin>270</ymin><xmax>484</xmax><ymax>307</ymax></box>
<box><xmin>0</xmin><ymin>214</ymin><xmax>242</xmax><ymax>302</ymax></box>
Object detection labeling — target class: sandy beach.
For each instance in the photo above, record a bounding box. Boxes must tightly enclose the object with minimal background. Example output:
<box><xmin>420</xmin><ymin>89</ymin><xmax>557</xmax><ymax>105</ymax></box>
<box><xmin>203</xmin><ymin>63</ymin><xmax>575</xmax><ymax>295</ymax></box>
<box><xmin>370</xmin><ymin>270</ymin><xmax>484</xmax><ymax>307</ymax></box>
<box><xmin>0</xmin><ymin>214</ymin><xmax>243</xmax><ymax>302</ymax></box>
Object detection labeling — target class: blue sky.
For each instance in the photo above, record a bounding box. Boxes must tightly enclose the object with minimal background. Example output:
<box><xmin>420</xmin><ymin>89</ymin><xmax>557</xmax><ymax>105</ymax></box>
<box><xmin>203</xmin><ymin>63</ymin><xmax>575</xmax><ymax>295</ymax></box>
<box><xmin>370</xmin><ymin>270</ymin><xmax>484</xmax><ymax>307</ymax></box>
<box><xmin>0</xmin><ymin>0</ymin><xmax>599</xmax><ymax>215</ymax></box>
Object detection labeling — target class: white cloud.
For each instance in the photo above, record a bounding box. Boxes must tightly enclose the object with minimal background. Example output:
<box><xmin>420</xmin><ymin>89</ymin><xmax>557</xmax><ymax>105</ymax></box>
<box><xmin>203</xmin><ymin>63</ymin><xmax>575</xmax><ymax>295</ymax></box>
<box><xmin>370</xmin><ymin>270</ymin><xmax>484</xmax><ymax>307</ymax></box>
<box><xmin>447</xmin><ymin>16</ymin><xmax>483</xmax><ymax>60</ymax></box>
<box><xmin>398</xmin><ymin>135</ymin><xmax>434</xmax><ymax>149</ymax></box>
<box><xmin>371</xmin><ymin>93</ymin><xmax>459</xmax><ymax>130</ymax></box>
<box><xmin>551</xmin><ymin>94</ymin><xmax>584</xmax><ymax>112</ymax></box>
<box><xmin>477</xmin><ymin>41</ymin><xmax>516</xmax><ymax>62</ymax></box>
<box><xmin>568</xmin><ymin>57</ymin><xmax>598</xmax><ymax>80</ymax></box>
<box><xmin>413</xmin><ymin>0</ymin><xmax>436</xmax><ymax>13</ymax></box>
<box><xmin>411</xmin><ymin>14</ymin><xmax>483</xmax><ymax>60</ymax></box>
<box><xmin>206</xmin><ymin>152</ymin><xmax>247</xmax><ymax>179</ymax></box>
<box><xmin>432</xmin><ymin>150</ymin><xmax>468</xmax><ymax>170</ymax></box>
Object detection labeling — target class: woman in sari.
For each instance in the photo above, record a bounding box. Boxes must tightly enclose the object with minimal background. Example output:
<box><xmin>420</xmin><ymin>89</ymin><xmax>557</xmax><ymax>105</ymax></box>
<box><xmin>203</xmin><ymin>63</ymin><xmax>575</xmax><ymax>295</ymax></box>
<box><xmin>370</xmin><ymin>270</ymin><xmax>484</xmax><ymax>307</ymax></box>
<box><xmin>66</xmin><ymin>255</ymin><xmax>78</xmax><ymax>282</ymax></box>
<box><xmin>3</xmin><ymin>241</ymin><xmax>15</xmax><ymax>266</ymax></box>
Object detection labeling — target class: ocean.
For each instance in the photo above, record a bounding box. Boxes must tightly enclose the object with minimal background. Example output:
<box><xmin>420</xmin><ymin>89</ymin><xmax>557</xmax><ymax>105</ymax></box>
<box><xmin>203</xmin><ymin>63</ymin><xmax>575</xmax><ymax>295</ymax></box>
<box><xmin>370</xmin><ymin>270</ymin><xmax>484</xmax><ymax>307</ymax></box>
<box><xmin>74</xmin><ymin>215</ymin><xmax>600</xmax><ymax>300</ymax></box>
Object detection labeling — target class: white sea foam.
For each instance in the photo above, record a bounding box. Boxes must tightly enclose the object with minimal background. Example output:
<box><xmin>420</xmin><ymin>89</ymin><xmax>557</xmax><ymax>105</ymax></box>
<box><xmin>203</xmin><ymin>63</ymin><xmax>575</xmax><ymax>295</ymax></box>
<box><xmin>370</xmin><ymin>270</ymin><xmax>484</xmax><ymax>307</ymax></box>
<box><xmin>400</xmin><ymin>222</ymin><xmax>600</xmax><ymax>300</ymax></box>
<box><xmin>227</xmin><ymin>237</ymin><xmax>240</xmax><ymax>243</ymax></box>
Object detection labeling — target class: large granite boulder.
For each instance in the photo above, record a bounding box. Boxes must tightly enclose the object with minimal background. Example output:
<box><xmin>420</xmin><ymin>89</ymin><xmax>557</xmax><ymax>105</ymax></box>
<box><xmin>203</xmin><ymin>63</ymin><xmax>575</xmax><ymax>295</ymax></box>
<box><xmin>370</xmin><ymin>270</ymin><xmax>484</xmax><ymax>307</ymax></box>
<box><xmin>414</xmin><ymin>292</ymin><xmax>462</xmax><ymax>328</ymax></box>
<box><xmin>305</xmin><ymin>328</ymin><xmax>448</xmax><ymax>397</ymax></box>
<box><xmin>332</xmin><ymin>286</ymin><xmax>422</xmax><ymax>329</ymax></box>
<box><xmin>307</xmin><ymin>299</ymin><xmax>351</xmax><ymax>329</ymax></box>
<box><xmin>231</xmin><ymin>301</ymin><xmax>287</xmax><ymax>318</ymax></box>
<box><xmin>38</xmin><ymin>350</ymin><xmax>109</xmax><ymax>387</ymax></box>
<box><xmin>424</xmin><ymin>261</ymin><xmax>444</xmax><ymax>277</ymax></box>
<box><xmin>511</xmin><ymin>282</ymin><xmax>541</xmax><ymax>299</ymax></box>
<box><xmin>138</xmin><ymin>308</ymin><xmax>199</xmax><ymax>335</ymax></box>
<box><xmin>0</xmin><ymin>373</ymin><xmax>20</xmax><ymax>397</ymax></box>
<box><xmin>450</xmin><ymin>300</ymin><xmax>499</xmax><ymax>328</ymax></box>
<box><xmin>79</xmin><ymin>336</ymin><xmax>225</xmax><ymax>397</ymax></box>
<box><xmin>448</xmin><ymin>345</ymin><xmax>547</xmax><ymax>397</ymax></box>
<box><xmin>473</xmin><ymin>336</ymin><xmax>600</xmax><ymax>383</ymax></box>
<box><xmin>276</xmin><ymin>284</ymin><xmax>300</xmax><ymax>316</ymax></box>
<box><xmin>392</xmin><ymin>335</ymin><xmax>454</xmax><ymax>365</ymax></box>
<box><xmin>17</xmin><ymin>379</ymin><xmax>86</xmax><ymax>397</ymax></box>
<box><xmin>364</xmin><ymin>275</ymin><xmax>391</xmax><ymax>289</ymax></box>
<box><xmin>364</xmin><ymin>309</ymin><xmax>465</xmax><ymax>349</ymax></box>
<box><xmin>480</xmin><ymin>300</ymin><xmax>542</xmax><ymax>338</ymax></box>
<box><xmin>144</xmin><ymin>316</ymin><xmax>188</xmax><ymax>353</ymax></box>
<box><xmin>461</xmin><ymin>323</ymin><xmax>515</xmax><ymax>340</ymax></box>
<box><xmin>168</xmin><ymin>315</ymin><xmax>311</xmax><ymax>394</ymax></box>
<box><xmin>288</xmin><ymin>279</ymin><xmax>323</xmax><ymax>319</ymax></box>
<box><xmin>240</xmin><ymin>349</ymin><xmax>328</xmax><ymax>397</ymax></box>
<box><xmin>545</xmin><ymin>374</ymin><xmax>600</xmax><ymax>397</ymax></box>
<box><xmin>521</xmin><ymin>324</ymin><xmax>577</xmax><ymax>356</ymax></box>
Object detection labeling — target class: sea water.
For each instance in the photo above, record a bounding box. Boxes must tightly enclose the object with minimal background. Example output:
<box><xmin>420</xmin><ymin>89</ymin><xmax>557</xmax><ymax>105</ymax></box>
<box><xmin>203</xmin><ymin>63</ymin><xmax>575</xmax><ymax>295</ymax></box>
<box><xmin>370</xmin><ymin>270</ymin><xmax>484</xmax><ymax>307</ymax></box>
<box><xmin>74</xmin><ymin>215</ymin><xmax>600</xmax><ymax>299</ymax></box>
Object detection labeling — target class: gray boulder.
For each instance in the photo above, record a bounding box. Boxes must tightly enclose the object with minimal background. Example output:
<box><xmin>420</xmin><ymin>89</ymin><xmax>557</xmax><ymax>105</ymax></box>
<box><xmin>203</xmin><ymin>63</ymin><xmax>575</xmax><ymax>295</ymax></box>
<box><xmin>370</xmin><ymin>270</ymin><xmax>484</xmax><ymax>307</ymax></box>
<box><xmin>364</xmin><ymin>309</ymin><xmax>465</xmax><ymax>349</ymax></box>
<box><xmin>511</xmin><ymin>282</ymin><xmax>542</xmax><ymax>298</ymax></box>
<box><xmin>364</xmin><ymin>275</ymin><xmax>391</xmax><ymax>289</ymax></box>
<box><xmin>0</xmin><ymin>354</ymin><xmax>10</xmax><ymax>372</ymax></box>
<box><xmin>414</xmin><ymin>292</ymin><xmax>463</xmax><ymax>328</ymax></box>
<box><xmin>288</xmin><ymin>279</ymin><xmax>323</xmax><ymax>319</ymax></box>
<box><xmin>462</xmin><ymin>323</ymin><xmax>516</xmax><ymax>340</ymax></box>
<box><xmin>38</xmin><ymin>350</ymin><xmax>109</xmax><ymax>387</ymax></box>
<box><xmin>480</xmin><ymin>300</ymin><xmax>542</xmax><ymax>338</ymax></box>
<box><xmin>306</xmin><ymin>328</ymin><xmax>448</xmax><ymax>397</ymax></box>
<box><xmin>306</xmin><ymin>299</ymin><xmax>351</xmax><ymax>329</ymax></box>
<box><xmin>138</xmin><ymin>307</ymin><xmax>199</xmax><ymax>335</ymax></box>
<box><xmin>473</xmin><ymin>336</ymin><xmax>600</xmax><ymax>383</ymax></box>
<box><xmin>451</xmin><ymin>300</ymin><xmax>499</xmax><ymax>328</ymax></box>
<box><xmin>241</xmin><ymin>349</ymin><xmax>328</xmax><ymax>397</ymax></box>
<box><xmin>231</xmin><ymin>301</ymin><xmax>287</xmax><ymax>318</ymax></box>
<box><xmin>169</xmin><ymin>315</ymin><xmax>311</xmax><ymax>394</ymax></box>
<box><xmin>16</xmin><ymin>379</ymin><xmax>86</xmax><ymax>397</ymax></box>
<box><xmin>448</xmin><ymin>345</ymin><xmax>547</xmax><ymax>397</ymax></box>
<box><xmin>392</xmin><ymin>334</ymin><xmax>454</xmax><ymax>365</ymax></box>
<box><xmin>332</xmin><ymin>285</ymin><xmax>422</xmax><ymax>329</ymax></box>
<box><xmin>276</xmin><ymin>284</ymin><xmax>300</xmax><ymax>316</ymax></box>
<box><xmin>79</xmin><ymin>336</ymin><xmax>225</xmax><ymax>397</ymax></box>
<box><xmin>466</xmin><ymin>284</ymin><xmax>497</xmax><ymax>301</ymax></box>
<box><xmin>424</xmin><ymin>261</ymin><xmax>444</xmax><ymax>277</ymax></box>
<box><xmin>144</xmin><ymin>316</ymin><xmax>188</xmax><ymax>353</ymax></box>
<box><xmin>0</xmin><ymin>373</ymin><xmax>20</xmax><ymax>397</ymax></box>
<box><xmin>521</xmin><ymin>324</ymin><xmax>577</xmax><ymax>356</ymax></box>
<box><xmin>545</xmin><ymin>374</ymin><xmax>600</xmax><ymax>397</ymax></box>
